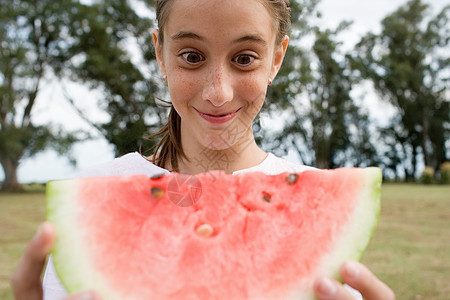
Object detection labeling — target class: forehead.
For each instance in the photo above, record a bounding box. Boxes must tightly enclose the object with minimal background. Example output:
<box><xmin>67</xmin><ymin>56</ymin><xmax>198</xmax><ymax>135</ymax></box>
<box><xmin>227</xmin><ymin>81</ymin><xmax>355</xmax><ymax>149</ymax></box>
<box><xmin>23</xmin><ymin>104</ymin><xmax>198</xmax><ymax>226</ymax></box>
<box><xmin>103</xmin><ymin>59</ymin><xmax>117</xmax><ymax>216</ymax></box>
<box><xmin>164</xmin><ymin>0</ymin><xmax>276</xmax><ymax>45</ymax></box>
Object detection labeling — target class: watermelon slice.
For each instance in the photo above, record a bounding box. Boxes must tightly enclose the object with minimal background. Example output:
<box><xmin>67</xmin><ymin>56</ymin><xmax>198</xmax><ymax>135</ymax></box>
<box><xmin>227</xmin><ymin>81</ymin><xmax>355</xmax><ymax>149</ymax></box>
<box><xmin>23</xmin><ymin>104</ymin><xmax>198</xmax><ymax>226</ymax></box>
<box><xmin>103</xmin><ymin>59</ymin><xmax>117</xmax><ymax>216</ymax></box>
<box><xmin>46</xmin><ymin>167</ymin><xmax>381</xmax><ymax>300</ymax></box>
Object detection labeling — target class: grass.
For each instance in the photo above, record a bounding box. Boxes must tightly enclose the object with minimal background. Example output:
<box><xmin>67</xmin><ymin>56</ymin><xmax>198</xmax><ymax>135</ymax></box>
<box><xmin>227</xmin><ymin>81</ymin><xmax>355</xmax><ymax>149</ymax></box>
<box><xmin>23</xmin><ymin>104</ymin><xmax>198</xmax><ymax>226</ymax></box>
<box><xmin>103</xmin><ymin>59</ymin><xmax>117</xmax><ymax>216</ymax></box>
<box><xmin>0</xmin><ymin>184</ymin><xmax>449</xmax><ymax>299</ymax></box>
<box><xmin>361</xmin><ymin>184</ymin><xmax>450</xmax><ymax>300</ymax></box>
<box><xmin>0</xmin><ymin>192</ymin><xmax>46</xmax><ymax>300</ymax></box>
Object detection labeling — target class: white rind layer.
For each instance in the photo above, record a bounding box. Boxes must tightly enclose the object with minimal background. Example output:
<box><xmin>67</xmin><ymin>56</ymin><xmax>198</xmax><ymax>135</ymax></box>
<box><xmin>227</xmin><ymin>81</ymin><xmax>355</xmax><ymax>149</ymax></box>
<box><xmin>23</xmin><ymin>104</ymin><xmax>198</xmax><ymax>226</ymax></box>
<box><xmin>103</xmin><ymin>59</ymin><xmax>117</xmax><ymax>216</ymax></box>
<box><xmin>47</xmin><ymin>180</ymin><xmax>119</xmax><ymax>299</ymax></box>
<box><xmin>319</xmin><ymin>167</ymin><xmax>382</xmax><ymax>279</ymax></box>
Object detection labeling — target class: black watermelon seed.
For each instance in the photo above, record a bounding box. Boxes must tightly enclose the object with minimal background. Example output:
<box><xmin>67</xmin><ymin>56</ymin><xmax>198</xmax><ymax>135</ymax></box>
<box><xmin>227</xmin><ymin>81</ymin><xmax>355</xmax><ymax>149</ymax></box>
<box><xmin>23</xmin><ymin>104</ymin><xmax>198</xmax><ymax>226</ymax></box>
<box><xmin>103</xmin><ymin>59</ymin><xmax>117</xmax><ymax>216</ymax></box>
<box><xmin>151</xmin><ymin>187</ymin><xmax>165</xmax><ymax>199</ymax></box>
<box><xmin>286</xmin><ymin>173</ymin><xmax>299</xmax><ymax>185</ymax></box>
<box><xmin>262</xmin><ymin>192</ymin><xmax>272</xmax><ymax>202</ymax></box>
<box><xmin>151</xmin><ymin>174</ymin><xmax>165</xmax><ymax>180</ymax></box>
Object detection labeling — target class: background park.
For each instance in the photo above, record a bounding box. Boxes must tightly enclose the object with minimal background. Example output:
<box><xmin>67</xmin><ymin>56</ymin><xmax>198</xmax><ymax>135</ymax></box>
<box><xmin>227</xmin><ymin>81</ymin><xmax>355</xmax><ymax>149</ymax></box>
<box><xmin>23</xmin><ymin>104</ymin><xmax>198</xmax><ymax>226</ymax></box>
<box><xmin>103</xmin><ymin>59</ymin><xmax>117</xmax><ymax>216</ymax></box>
<box><xmin>1</xmin><ymin>0</ymin><xmax>449</xmax><ymax>299</ymax></box>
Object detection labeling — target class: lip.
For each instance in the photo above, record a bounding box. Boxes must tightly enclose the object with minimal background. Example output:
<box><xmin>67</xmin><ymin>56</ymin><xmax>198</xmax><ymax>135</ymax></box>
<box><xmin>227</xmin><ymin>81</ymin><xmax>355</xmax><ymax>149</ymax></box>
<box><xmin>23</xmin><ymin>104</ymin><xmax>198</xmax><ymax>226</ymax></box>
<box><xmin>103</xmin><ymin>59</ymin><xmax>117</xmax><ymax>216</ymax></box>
<box><xmin>195</xmin><ymin>108</ymin><xmax>241</xmax><ymax>124</ymax></box>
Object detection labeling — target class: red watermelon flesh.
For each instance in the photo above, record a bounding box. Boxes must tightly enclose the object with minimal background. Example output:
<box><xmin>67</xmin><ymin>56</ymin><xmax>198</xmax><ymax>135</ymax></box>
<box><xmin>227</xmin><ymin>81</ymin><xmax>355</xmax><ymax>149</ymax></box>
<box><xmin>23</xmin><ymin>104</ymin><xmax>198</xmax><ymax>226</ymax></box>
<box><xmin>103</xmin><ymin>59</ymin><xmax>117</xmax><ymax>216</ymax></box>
<box><xmin>46</xmin><ymin>167</ymin><xmax>381</xmax><ymax>300</ymax></box>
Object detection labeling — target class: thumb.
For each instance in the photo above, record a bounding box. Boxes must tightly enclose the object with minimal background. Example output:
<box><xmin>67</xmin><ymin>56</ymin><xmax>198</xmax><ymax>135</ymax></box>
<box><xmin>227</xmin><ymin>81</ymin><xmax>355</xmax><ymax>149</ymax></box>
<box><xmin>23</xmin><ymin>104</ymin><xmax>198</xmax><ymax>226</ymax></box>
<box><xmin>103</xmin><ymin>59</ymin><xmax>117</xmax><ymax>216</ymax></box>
<box><xmin>340</xmin><ymin>261</ymin><xmax>395</xmax><ymax>300</ymax></box>
<box><xmin>11</xmin><ymin>222</ymin><xmax>55</xmax><ymax>300</ymax></box>
<box><xmin>64</xmin><ymin>291</ymin><xmax>103</xmax><ymax>300</ymax></box>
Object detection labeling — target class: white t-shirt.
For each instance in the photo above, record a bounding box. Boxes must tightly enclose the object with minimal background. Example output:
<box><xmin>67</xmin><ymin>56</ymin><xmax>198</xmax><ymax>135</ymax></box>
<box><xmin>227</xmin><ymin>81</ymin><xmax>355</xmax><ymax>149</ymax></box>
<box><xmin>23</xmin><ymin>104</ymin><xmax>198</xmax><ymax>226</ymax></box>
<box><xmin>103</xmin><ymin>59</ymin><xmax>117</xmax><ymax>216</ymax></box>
<box><xmin>43</xmin><ymin>152</ymin><xmax>360</xmax><ymax>299</ymax></box>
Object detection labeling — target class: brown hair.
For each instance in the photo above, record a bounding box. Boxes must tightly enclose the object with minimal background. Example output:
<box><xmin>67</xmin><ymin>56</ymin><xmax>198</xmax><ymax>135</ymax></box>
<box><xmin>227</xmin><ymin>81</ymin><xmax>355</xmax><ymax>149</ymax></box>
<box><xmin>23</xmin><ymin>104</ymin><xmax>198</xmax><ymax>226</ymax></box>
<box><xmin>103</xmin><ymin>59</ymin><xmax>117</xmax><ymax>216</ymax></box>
<box><xmin>151</xmin><ymin>0</ymin><xmax>291</xmax><ymax>171</ymax></box>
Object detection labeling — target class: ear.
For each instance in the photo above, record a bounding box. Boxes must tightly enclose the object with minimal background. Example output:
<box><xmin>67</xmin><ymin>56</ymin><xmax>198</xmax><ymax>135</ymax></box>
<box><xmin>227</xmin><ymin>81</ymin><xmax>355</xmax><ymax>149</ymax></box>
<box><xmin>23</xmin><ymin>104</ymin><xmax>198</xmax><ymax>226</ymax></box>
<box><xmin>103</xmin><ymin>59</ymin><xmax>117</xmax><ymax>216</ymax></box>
<box><xmin>152</xmin><ymin>29</ymin><xmax>166</xmax><ymax>77</ymax></box>
<box><xmin>269</xmin><ymin>35</ymin><xmax>289</xmax><ymax>81</ymax></box>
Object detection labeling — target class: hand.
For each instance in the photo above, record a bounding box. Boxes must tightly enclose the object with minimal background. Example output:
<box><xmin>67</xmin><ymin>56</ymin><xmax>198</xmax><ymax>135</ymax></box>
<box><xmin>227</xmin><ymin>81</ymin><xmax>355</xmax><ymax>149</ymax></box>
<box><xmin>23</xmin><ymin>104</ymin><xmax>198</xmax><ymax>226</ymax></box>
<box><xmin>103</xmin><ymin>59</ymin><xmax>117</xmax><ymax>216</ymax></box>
<box><xmin>11</xmin><ymin>222</ymin><xmax>102</xmax><ymax>300</ymax></box>
<box><xmin>313</xmin><ymin>261</ymin><xmax>395</xmax><ymax>300</ymax></box>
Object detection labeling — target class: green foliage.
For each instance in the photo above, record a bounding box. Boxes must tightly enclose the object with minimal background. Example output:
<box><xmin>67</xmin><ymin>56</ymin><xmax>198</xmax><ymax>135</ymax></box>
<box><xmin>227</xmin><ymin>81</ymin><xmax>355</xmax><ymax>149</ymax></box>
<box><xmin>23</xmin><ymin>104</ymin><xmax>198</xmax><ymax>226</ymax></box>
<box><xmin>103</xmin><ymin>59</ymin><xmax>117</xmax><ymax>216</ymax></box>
<box><xmin>52</xmin><ymin>0</ymin><xmax>165</xmax><ymax>156</ymax></box>
<box><xmin>421</xmin><ymin>166</ymin><xmax>435</xmax><ymax>184</ymax></box>
<box><xmin>262</xmin><ymin>2</ymin><xmax>378</xmax><ymax>169</ymax></box>
<box><xmin>0</xmin><ymin>0</ymin><xmax>84</xmax><ymax>191</ymax></box>
<box><xmin>440</xmin><ymin>162</ymin><xmax>450</xmax><ymax>184</ymax></box>
<box><xmin>350</xmin><ymin>0</ymin><xmax>450</xmax><ymax>179</ymax></box>
<box><xmin>264</xmin><ymin>0</ymin><xmax>321</xmax><ymax>111</ymax></box>
<box><xmin>256</xmin><ymin>0</ymin><xmax>321</xmax><ymax>158</ymax></box>
<box><xmin>0</xmin><ymin>0</ymin><xmax>165</xmax><ymax>190</ymax></box>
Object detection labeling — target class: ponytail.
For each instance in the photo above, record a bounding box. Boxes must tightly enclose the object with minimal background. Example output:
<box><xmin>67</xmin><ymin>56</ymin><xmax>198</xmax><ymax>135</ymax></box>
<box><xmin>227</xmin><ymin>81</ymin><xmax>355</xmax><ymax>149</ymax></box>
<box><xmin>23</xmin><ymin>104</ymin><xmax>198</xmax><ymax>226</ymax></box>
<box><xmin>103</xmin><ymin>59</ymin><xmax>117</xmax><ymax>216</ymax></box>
<box><xmin>151</xmin><ymin>105</ymin><xmax>185</xmax><ymax>172</ymax></box>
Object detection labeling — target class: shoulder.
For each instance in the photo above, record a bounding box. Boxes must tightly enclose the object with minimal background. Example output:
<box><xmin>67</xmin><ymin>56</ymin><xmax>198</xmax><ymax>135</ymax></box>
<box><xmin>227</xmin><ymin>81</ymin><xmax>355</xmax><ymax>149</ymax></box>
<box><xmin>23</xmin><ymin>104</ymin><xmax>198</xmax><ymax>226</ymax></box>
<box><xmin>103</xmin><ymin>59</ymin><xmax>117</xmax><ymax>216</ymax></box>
<box><xmin>76</xmin><ymin>152</ymin><xmax>170</xmax><ymax>178</ymax></box>
<box><xmin>261</xmin><ymin>153</ymin><xmax>317</xmax><ymax>174</ymax></box>
<box><xmin>234</xmin><ymin>153</ymin><xmax>316</xmax><ymax>175</ymax></box>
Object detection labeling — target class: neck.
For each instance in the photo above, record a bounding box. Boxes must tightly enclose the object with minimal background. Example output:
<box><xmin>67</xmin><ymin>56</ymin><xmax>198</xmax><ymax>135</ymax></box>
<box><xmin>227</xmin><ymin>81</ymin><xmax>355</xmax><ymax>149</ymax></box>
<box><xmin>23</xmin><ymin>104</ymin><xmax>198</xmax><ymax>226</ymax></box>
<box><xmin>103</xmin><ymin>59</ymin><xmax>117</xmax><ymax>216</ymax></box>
<box><xmin>177</xmin><ymin>128</ymin><xmax>267</xmax><ymax>174</ymax></box>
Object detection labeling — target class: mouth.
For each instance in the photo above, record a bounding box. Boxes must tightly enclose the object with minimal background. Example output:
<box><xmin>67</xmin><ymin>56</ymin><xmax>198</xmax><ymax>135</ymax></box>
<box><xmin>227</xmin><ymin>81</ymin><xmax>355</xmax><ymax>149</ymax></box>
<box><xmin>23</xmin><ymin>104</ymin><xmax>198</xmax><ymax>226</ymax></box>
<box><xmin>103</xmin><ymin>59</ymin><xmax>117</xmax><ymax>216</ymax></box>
<box><xmin>195</xmin><ymin>108</ymin><xmax>241</xmax><ymax>124</ymax></box>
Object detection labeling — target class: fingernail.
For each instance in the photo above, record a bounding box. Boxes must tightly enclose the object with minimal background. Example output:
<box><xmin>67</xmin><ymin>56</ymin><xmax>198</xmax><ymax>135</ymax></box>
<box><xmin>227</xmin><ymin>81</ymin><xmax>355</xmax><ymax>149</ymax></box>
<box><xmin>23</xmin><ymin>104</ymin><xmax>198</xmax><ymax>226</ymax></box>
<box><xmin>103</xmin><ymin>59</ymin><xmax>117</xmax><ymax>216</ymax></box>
<box><xmin>317</xmin><ymin>277</ymin><xmax>336</xmax><ymax>296</ymax></box>
<box><xmin>344</xmin><ymin>261</ymin><xmax>360</xmax><ymax>279</ymax></box>
<box><xmin>33</xmin><ymin>223</ymin><xmax>45</xmax><ymax>241</ymax></box>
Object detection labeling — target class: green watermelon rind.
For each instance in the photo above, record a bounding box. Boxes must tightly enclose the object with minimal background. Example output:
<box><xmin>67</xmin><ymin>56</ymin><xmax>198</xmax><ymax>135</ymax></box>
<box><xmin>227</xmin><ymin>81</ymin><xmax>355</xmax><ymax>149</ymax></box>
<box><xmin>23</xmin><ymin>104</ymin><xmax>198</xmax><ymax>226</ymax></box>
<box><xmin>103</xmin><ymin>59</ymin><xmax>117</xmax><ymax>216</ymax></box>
<box><xmin>281</xmin><ymin>167</ymin><xmax>382</xmax><ymax>300</ymax></box>
<box><xmin>46</xmin><ymin>180</ymin><xmax>114</xmax><ymax>297</ymax></box>
<box><xmin>317</xmin><ymin>167</ymin><xmax>381</xmax><ymax>281</ymax></box>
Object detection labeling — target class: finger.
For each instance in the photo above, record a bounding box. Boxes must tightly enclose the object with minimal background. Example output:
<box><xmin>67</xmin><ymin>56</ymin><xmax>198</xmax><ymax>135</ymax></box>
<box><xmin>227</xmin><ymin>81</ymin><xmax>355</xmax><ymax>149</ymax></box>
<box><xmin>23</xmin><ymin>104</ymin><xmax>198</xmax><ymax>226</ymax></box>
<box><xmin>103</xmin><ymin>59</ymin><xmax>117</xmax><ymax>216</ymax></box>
<box><xmin>64</xmin><ymin>290</ymin><xmax>103</xmax><ymax>300</ymax></box>
<box><xmin>11</xmin><ymin>222</ymin><xmax>55</xmax><ymax>299</ymax></box>
<box><xmin>313</xmin><ymin>276</ymin><xmax>356</xmax><ymax>300</ymax></box>
<box><xmin>16</xmin><ymin>222</ymin><xmax>55</xmax><ymax>281</ymax></box>
<box><xmin>340</xmin><ymin>261</ymin><xmax>395</xmax><ymax>300</ymax></box>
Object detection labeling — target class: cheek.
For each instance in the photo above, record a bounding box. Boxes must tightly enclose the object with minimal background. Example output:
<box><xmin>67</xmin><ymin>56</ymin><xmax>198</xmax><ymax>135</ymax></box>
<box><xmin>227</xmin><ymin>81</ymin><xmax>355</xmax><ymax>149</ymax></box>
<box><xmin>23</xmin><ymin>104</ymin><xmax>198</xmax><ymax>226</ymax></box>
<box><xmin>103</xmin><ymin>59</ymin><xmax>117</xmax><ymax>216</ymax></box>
<box><xmin>236</xmin><ymin>73</ymin><xmax>268</xmax><ymax>106</ymax></box>
<box><xmin>167</xmin><ymin>70</ymin><xmax>200</xmax><ymax>106</ymax></box>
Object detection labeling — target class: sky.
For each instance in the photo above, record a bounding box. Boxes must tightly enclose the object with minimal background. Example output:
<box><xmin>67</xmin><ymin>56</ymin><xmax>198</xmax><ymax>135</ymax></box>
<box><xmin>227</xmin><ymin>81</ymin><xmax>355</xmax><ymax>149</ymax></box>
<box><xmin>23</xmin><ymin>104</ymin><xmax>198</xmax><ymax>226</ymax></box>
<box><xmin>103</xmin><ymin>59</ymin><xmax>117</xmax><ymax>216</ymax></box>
<box><xmin>3</xmin><ymin>0</ymin><xmax>448</xmax><ymax>183</ymax></box>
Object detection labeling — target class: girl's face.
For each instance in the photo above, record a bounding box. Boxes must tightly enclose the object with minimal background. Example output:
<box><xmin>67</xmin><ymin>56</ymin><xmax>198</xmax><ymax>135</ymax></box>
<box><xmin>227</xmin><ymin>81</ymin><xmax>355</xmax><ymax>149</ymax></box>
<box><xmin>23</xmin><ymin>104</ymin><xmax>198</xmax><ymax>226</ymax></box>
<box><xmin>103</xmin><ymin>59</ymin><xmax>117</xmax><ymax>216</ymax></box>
<box><xmin>154</xmin><ymin>0</ymin><xmax>288</xmax><ymax>152</ymax></box>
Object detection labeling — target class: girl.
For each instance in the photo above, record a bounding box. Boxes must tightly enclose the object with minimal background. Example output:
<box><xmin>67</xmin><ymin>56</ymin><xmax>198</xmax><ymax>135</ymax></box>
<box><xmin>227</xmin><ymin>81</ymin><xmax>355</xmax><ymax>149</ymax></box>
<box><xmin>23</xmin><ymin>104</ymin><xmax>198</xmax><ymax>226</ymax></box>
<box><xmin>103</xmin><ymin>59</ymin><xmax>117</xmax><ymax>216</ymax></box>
<box><xmin>11</xmin><ymin>0</ymin><xmax>395</xmax><ymax>299</ymax></box>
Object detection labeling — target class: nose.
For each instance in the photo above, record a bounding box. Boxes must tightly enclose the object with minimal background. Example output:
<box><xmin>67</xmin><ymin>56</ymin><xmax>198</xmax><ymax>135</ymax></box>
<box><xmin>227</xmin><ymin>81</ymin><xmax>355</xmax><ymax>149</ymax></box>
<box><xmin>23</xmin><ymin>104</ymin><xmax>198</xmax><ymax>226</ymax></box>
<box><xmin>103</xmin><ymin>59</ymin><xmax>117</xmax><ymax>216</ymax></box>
<box><xmin>202</xmin><ymin>63</ymin><xmax>234</xmax><ymax>107</ymax></box>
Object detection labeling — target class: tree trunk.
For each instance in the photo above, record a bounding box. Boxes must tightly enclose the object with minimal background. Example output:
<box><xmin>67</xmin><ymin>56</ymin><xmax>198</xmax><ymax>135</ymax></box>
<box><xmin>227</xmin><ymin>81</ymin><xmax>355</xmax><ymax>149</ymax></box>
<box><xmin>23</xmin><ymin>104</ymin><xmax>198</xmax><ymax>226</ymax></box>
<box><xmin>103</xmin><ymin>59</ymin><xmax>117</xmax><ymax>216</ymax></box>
<box><xmin>421</xmin><ymin>106</ymin><xmax>435</xmax><ymax>169</ymax></box>
<box><xmin>316</xmin><ymin>151</ymin><xmax>331</xmax><ymax>169</ymax></box>
<box><xmin>412</xmin><ymin>145</ymin><xmax>417</xmax><ymax>180</ymax></box>
<box><xmin>0</xmin><ymin>156</ymin><xmax>23</xmax><ymax>192</ymax></box>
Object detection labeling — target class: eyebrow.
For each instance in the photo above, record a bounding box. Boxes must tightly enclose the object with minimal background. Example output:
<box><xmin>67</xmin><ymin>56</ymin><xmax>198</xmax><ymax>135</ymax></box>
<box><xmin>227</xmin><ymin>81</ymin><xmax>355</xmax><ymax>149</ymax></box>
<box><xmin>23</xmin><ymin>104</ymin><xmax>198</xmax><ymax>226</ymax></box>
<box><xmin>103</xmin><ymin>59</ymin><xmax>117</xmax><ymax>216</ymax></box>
<box><xmin>170</xmin><ymin>31</ymin><xmax>267</xmax><ymax>46</ymax></box>
<box><xmin>233</xmin><ymin>34</ymin><xmax>267</xmax><ymax>46</ymax></box>
<box><xmin>171</xmin><ymin>31</ymin><xmax>204</xmax><ymax>41</ymax></box>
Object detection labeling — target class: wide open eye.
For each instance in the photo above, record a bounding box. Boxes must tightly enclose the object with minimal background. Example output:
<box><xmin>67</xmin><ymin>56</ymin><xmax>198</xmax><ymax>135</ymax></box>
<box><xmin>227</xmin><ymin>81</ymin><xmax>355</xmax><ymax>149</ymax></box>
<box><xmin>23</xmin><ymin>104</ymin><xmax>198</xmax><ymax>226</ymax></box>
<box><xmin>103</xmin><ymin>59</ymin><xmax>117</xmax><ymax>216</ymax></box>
<box><xmin>233</xmin><ymin>54</ymin><xmax>255</xmax><ymax>66</ymax></box>
<box><xmin>181</xmin><ymin>52</ymin><xmax>205</xmax><ymax>64</ymax></box>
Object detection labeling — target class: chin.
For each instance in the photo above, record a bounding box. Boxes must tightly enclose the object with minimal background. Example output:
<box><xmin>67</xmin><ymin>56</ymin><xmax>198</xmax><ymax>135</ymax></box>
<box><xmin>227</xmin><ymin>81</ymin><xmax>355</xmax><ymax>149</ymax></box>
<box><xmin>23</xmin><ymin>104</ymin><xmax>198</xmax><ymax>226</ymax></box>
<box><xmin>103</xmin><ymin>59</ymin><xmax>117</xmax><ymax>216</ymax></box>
<box><xmin>201</xmin><ymin>135</ymin><xmax>237</xmax><ymax>151</ymax></box>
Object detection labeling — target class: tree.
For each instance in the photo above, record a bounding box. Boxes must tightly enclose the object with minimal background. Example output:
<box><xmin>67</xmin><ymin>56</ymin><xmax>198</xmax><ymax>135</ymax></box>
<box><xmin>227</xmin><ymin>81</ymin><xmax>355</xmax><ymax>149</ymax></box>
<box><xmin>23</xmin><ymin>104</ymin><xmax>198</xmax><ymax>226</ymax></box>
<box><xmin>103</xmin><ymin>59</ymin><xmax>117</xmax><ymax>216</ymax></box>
<box><xmin>0</xmin><ymin>0</ymin><xmax>165</xmax><ymax>190</ymax></box>
<box><xmin>261</xmin><ymin>2</ymin><xmax>378</xmax><ymax>169</ymax></box>
<box><xmin>0</xmin><ymin>0</ymin><xmax>80</xmax><ymax>191</ymax></box>
<box><xmin>257</xmin><ymin>0</ymin><xmax>319</xmax><ymax>159</ymax></box>
<box><xmin>350</xmin><ymin>0</ymin><xmax>450</xmax><ymax>179</ymax></box>
<box><xmin>52</xmin><ymin>0</ymin><xmax>165</xmax><ymax>156</ymax></box>
<box><xmin>294</xmin><ymin>24</ymin><xmax>376</xmax><ymax>169</ymax></box>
